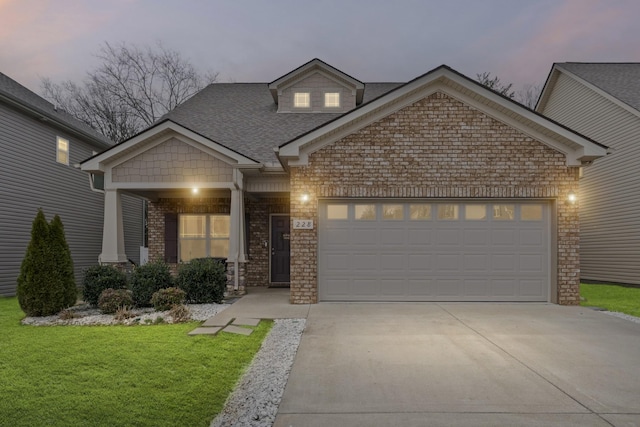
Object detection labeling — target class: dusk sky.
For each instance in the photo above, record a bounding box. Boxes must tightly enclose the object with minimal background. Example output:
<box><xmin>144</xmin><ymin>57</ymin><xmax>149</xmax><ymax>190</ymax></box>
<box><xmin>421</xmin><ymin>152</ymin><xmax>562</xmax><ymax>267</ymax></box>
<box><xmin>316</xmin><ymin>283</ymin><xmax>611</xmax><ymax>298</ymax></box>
<box><xmin>1</xmin><ymin>0</ymin><xmax>639</xmax><ymax>95</ymax></box>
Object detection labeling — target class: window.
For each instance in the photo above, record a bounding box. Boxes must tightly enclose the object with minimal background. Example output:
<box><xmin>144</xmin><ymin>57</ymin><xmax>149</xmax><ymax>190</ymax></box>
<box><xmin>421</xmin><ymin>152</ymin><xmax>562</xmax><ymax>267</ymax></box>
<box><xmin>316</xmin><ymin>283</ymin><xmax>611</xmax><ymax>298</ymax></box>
<box><xmin>327</xmin><ymin>204</ymin><xmax>348</xmax><ymax>220</ymax></box>
<box><xmin>437</xmin><ymin>204</ymin><xmax>459</xmax><ymax>220</ymax></box>
<box><xmin>493</xmin><ymin>205</ymin><xmax>515</xmax><ymax>220</ymax></box>
<box><xmin>383</xmin><ymin>204</ymin><xmax>403</xmax><ymax>220</ymax></box>
<box><xmin>465</xmin><ymin>204</ymin><xmax>487</xmax><ymax>220</ymax></box>
<box><xmin>324</xmin><ymin>92</ymin><xmax>340</xmax><ymax>108</ymax></box>
<box><xmin>56</xmin><ymin>137</ymin><xmax>69</xmax><ymax>165</ymax></box>
<box><xmin>293</xmin><ymin>92</ymin><xmax>310</xmax><ymax>108</ymax></box>
<box><xmin>410</xmin><ymin>204</ymin><xmax>431</xmax><ymax>220</ymax></box>
<box><xmin>521</xmin><ymin>205</ymin><xmax>543</xmax><ymax>221</ymax></box>
<box><xmin>355</xmin><ymin>204</ymin><xmax>376</xmax><ymax>220</ymax></box>
<box><xmin>179</xmin><ymin>214</ymin><xmax>230</xmax><ymax>262</ymax></box>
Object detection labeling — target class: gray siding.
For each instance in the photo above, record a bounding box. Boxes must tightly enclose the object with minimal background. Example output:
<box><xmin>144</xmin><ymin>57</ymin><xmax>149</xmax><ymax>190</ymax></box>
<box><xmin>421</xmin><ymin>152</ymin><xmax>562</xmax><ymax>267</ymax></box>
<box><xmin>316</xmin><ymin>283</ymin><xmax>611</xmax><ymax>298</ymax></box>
<box><xmin>0</xmin><ymin>102</ymin><xmax>143</xmax><ymax>296</ymax></box>
<box><xmin>540</xmin><ymin>73</ymin><xmax>640</xmax><ymax>284</ymax></box>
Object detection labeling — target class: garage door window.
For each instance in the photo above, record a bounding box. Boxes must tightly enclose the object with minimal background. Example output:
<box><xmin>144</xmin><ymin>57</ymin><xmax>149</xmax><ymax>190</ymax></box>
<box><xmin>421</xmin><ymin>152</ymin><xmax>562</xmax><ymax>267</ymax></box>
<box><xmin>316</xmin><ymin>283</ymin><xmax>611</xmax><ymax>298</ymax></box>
<box><xmin>465</xmin><ymin>204</ymin><xmax>487</xmax><ymax>220</ymax></box>
<box><xmin>437</xmin><ymin>204</ymin><xmax>458</xmax><ymax>220</ymax></box>
<box><xmin>493</xmin><ymin>205</ymin><xmax>515</xmax><ymax>220</ymax></box>
<box><xmin>383</xmin><ymin>204</ymin><xmax>404</xmax><ymax>220</ymax></box>
<box><xmin>355</xmin><ymin>204</ymin><xmax>376</xmax><ymax>220</ymax></box>
<box><xmin>410</xmin><ymin>204</ymin><xmax>431</xmax><ymax>220</ymax></box>
<box><xmin>327</xmin><ymin>204</ymin><xmax>348</xmax><ymax>220</ymax></box>
<box><xmin>521</xmin><ymin>205</ymin><xmax>543</xmax><ymax>221</ymax></box>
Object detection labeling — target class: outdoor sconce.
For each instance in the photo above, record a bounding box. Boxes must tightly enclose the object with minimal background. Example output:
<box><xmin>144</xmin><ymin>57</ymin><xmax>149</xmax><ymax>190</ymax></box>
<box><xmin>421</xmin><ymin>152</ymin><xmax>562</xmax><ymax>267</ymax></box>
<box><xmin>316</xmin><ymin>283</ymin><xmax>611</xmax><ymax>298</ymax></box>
<box><xmin>192</xmin><ymin>187</ymin><xmax>199</xmax><ymax>195</ymax></box>
<box><xmin>567</xmin><ymin>191</ymin><xmax>577</xmax><ymax>205</ymax></box>
<box><xmin>301</xmin><ymin>193</ymin><xmax>310</xmax><ymax>203</ymax></box>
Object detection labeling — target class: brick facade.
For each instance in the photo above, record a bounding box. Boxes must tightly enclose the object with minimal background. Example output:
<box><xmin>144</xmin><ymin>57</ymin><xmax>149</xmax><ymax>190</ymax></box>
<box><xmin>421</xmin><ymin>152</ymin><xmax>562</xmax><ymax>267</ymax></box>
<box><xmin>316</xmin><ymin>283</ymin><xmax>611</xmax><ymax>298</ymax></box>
<box><xmin>289</xmin><ymin>92</ymin><xmax>580</xmax><ymax>305</ymax></box>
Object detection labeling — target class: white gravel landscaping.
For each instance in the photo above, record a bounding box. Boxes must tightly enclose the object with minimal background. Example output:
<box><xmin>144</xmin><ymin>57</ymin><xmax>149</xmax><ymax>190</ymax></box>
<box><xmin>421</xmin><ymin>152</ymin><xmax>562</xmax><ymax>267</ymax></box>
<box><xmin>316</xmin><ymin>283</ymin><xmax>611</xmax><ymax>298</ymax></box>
<box><xmin>602</xmin><ymin>310</ymin><xmax>640</xmax><ymax>324</ymax></box>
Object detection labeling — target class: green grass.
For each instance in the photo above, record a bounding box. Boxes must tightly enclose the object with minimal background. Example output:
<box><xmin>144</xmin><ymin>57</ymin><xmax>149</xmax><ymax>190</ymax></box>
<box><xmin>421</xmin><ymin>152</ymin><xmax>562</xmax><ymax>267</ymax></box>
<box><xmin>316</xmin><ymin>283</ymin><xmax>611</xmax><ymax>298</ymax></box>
<box><xmin>580</xmin><ymin>283</ymin><xmax>640</xmax><ymax>317</ymax></box>
<box><xmin>0</xmin><ymin>298</ymin><xmax>271</xmax><ymax>427</ymax></box>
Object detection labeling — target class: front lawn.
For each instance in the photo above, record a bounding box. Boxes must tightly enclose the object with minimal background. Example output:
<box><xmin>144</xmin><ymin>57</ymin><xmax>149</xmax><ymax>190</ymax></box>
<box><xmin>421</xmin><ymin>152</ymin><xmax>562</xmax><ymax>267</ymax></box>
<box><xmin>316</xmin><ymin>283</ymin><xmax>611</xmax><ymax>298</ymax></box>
<box><xmin>0</xmin><ymin>297</ymin><xmax>271</xmax><ymax>427</ymax></box>
<box><xmin>580</xmin><ymin>283</ymin><xmax>640</xmax><ymax>317</ymax></box>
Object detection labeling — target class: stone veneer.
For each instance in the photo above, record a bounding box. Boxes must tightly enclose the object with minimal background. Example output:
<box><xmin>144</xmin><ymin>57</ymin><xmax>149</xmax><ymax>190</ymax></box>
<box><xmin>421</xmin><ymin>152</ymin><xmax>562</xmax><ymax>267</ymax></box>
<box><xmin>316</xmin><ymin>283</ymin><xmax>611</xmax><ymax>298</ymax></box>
<box><xmin>289</xmin><ymin>92</ymin><xmax>580</xmax><ymax>305</ymax></box>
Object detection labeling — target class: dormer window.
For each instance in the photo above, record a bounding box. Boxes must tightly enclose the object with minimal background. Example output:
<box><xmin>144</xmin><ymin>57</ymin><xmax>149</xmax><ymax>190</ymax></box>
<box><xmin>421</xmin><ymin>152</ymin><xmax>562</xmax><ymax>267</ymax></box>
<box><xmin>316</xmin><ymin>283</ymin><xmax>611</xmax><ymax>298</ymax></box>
<box><xmin>294</xmin><ymin>92</ymin><xmax>310</xmax><ymax>108</ymax></box>
<box><xmin>324</xmin><ymin>92</ymin><xmax>340</xmax><ymax>108</ymax></box>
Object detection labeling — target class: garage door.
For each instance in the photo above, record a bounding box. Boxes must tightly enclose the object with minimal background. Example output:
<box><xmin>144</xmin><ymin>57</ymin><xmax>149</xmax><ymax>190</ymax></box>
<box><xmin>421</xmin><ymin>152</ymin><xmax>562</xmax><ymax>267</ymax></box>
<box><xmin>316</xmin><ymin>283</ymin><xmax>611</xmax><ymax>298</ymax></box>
<box><xmin>318</xmin><ymin>200</ymin><xmax>550</xmax><ymax>302</ymax></box>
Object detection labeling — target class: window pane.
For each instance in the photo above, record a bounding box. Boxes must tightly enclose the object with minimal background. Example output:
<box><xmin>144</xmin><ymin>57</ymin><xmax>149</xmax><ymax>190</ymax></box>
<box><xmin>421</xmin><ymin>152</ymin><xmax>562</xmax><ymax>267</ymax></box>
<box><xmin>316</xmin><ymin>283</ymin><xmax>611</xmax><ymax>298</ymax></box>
<box><xmin>355</xmin><ymin>204</ymin><xmax>376</xmax><ymax>220</ymax></box>
<box><xmin>210</xmin><ymin>239</ymin><xmax>229</xmax><ymax>258</ymax></box>
<box><xmin>383</xmin><ymin>204</ymin><xmax>403</xmax><ymax>220</ymax></box>
<box><xmin>324</xmin><ymin>92</ymin><xmax>340</xmax><ymax>107</ymax></box>
<box><xmin>465</xmin><ymin>204</ymin><xmax>487</xmax><ymax>220</ymax></box>
<box><xmin>437</xmin><ymin>204</ymin><xmax>458</xmax><ymax>220</ymax></box>
<box><xmin>57</xmin><ymin>137</ymin><xmax>69</xmax><ymax>165</ymax></box>
<box><xmin>410</xmin><ymin>204</ymin><xmax>431</xmax><ymax>220</ymax></box>
<box><xmin>180</xmin><ymin>240</ymin><xmax>206</xmax><ymax>262</ymax></box>
<box><xmin>327</xmin><ymin>204</ymin><xmax>348</xmax><ymax>220</ymax></box>
<box><xmin>180</xmin><ymin>215</ymin><xmax>206</xmax><ymax>237</ymax></box>
<box><xmin>210</xmin><ymin>215</ymin><xmax>230</xmax><ymax>237</ymax></box>
<box><xmin>493</xmin><ymin>205</ymin><xmax>515</xmax><ymax>220</ymax></box>
<box><xmin>521</xmin><ymin>205</ymin><xmax>543</xmax><ymax>221</ymax></box>
<box><xmin>294</xmin><ymin>92</ymin><xmax>310</xmax><ymax>108</ymax></box>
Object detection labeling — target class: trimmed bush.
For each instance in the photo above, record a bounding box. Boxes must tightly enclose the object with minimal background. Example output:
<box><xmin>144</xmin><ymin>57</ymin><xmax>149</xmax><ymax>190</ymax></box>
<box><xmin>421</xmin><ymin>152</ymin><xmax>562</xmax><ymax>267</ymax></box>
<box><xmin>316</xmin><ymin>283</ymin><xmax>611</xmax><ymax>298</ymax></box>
<box><xmin>98</xmin><ymin>288</ymin><xmax>134</xmax><ymax>314</ymax></box>
<box><xmin>176</xmin><ymin>258</ymin><xmax>226</xmax><ymax>304</ymax></box>
<box><xmin>151</xmin><ymin>287</ymin><xmax>186</xmax><ymax>311</ymax></box>
<box><xmin>130</xmin><ymin>260</ymin><xmax>173</xmax><ymax>307</ymax></box>
<box><xmin>82</xmin><ymin>265</ymin><xmax>128</xmax><ymax>307</ymax></box>
<box><xmin>17</xmin><ymin>209</ymin><xmax>77</xmax><ymax>316</ymax></box>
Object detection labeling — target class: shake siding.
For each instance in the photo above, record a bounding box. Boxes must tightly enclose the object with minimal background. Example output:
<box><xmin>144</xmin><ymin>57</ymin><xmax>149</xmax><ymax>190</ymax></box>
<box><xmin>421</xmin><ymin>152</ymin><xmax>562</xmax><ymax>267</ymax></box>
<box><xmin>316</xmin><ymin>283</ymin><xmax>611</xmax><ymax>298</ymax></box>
<box><xmin>541</xmin><ymin>73</ymin><xmax>640</xmax><ymax>284</ymax></box>
<box><xmin>0</xmin><ymin>102</ymin><xmax>143</xmax><ymax>296</ymax></box>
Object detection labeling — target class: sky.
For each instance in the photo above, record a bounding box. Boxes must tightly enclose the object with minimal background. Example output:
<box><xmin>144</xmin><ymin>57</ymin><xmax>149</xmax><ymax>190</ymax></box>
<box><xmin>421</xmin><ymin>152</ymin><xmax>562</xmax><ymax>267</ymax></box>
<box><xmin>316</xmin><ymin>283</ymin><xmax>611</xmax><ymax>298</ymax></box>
<box><xmin>1</xmin><ymin>0</ymin><xmax>639</xmax><ymax>96</ymax></box>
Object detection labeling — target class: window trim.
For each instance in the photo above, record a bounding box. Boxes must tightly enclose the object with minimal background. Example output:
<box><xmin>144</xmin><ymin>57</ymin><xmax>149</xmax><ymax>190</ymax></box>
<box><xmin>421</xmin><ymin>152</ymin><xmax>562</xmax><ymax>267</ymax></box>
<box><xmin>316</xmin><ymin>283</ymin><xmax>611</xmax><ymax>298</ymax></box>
<box><xmin>56</xmin><ymin>136</ymin><xmax>69</xmax><ymax>165</ymax></box>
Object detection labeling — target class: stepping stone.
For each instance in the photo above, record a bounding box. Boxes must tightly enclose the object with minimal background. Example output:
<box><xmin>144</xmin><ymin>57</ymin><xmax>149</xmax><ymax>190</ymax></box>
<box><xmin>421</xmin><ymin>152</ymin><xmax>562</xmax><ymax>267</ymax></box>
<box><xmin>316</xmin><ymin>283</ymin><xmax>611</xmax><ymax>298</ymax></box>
<box><xmin>202</xmin><ymin>317</ymin><xmax>232</xmax><ymax>327</ymax></box>
<box><xmin>221</xmin><ymin>325</ymin><xmax>253</xmax><ymax>336</ymax></box>
<box><xmin>232</xmin><ymin>317</ymin><xmax>260</xmax><ymax>327</ymax></box>
<box><xmin>188</xmin><ymin>327</ymin><xmax>222</xmax><ymax>336</ymax></box>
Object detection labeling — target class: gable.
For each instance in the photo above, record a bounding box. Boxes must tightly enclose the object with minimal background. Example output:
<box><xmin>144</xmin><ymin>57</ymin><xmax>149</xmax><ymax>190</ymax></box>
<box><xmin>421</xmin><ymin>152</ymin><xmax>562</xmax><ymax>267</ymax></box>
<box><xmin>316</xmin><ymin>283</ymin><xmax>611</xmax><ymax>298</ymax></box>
<box><xmin>112</xmin><ymin>137</ymin><xmax>233</xmax><ymax>183</ymax></box>
<box><xmin>279</xmin><ymin>66</ymin><xmax>607</xmax><ymax>167</ymax></box>
<box><xmin>278</xmin><ymin>71</ymin><xmax>357</xmax><ymax>113</ymax></box>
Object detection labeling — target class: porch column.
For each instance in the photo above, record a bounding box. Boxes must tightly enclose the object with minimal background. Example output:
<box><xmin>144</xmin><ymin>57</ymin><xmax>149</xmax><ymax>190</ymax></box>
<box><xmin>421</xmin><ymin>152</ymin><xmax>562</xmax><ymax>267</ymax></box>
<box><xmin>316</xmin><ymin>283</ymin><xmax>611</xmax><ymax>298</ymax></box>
<box><xmin>99</xmin><ymin>189</ymin><xmax>127</xmax><ymax>263</ymax></box>
<box><xmin>227</xmin><ymin>170</ymin><xmax>246</xmax><ymax>292</ymax></box>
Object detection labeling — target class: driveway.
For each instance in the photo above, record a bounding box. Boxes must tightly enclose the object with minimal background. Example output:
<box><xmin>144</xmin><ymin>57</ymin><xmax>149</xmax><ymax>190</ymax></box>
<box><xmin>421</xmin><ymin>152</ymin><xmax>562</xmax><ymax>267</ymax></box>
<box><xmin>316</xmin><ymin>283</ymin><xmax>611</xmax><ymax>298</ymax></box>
<box><xmin>275</xmin><ymin>303</ymin><xmax>640</xmax><ymax>426</ymax></box>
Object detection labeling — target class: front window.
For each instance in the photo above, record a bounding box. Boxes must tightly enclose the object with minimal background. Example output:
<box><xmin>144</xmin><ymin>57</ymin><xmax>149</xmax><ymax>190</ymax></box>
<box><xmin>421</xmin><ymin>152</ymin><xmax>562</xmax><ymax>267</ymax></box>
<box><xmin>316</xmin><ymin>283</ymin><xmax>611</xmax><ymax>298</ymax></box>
<box><xmin>179</xmin><ymin>214</ymin><xmax>230</xmax><ymax>262</ymax></box>
<box><xmin>324</xmin><ymin>92</ymin><xmax>340</xmax><ymax>107</ymax></box>
<box><xmin>57</xmin><ymin>137</ymin><xmax>69</xmax><ymax>165</ymax></box>
<box><xmin>293</xmin><ymin>92</ymin><xmax>310</xmax><ymax>108</ymax></box>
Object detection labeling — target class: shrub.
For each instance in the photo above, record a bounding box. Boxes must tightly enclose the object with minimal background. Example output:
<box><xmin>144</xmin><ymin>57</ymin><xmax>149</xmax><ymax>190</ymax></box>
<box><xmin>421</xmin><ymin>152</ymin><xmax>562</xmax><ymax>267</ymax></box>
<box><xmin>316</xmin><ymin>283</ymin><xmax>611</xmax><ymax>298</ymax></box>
<box><xmin>17</xmin><ymin>209</ymin><xmax>77</xmax><ymax>316</ymax></box>
<box><xmin>176</xmin><ymin>258</ymin><xmax>226</xmax><ymax>304</ymax></box>
<box><xmin>98</xmin><ymin>288</ymin><xmax>134</xmax><ymax>314</ymax></box>
<box><xmin>130</xmin><ymin>260</ymin><xmax>173</xmax><ymax>307</ymax></box>
<box><xmin>151</xmin><ymin>287</ymin><xmax>186</xmax><ymax>311</ymax></box>
<box><xmin>169</xmin><ymin>304</ymin><xmax>191</xmax><ymax>323</ymax></box>
<box><xmin>82</xmin><ymin>265</ymin><xmax>128</xmax><ymax>307</ymax></box>
<box><xmin>114</xmin><ymin>306</ymin><xmax>135</xmax><ymax>322</ymax></box>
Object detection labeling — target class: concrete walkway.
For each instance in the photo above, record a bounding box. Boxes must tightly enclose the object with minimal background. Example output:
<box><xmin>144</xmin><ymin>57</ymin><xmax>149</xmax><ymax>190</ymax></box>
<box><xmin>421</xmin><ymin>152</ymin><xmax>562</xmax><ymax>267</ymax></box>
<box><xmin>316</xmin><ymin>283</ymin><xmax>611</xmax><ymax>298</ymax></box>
<box><xmin>275</xmin><ymin>303</ymin><xmax>640</xmax><ymax>427</ymax></box>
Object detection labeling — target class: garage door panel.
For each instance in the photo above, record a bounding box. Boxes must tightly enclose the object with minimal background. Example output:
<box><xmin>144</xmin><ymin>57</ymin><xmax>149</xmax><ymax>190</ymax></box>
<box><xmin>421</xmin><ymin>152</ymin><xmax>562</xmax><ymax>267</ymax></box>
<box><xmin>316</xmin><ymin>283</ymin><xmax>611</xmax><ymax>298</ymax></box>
<box><xmin>319</xmin><ymin>201</ymin><xmax>549</xmax><ymax>302</ymax></box>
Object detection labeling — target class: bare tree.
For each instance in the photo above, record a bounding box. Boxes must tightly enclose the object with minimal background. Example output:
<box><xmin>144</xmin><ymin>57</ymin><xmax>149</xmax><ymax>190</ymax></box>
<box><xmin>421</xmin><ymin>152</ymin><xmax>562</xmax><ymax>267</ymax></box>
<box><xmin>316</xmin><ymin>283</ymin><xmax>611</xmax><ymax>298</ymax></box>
<box><xmin>42</xmin><ymin>41</ymin><xmax>217</xmax><ymax>142</ymax></box>
<box><xmin>476</xmin><ymin>72</ymin><xmax>515</xmax><ymax>99</ymax></box>
<box><xmin>515</xmin><ymin>84</ymin><xmax>542</xmax><ymax>109</ymax></box>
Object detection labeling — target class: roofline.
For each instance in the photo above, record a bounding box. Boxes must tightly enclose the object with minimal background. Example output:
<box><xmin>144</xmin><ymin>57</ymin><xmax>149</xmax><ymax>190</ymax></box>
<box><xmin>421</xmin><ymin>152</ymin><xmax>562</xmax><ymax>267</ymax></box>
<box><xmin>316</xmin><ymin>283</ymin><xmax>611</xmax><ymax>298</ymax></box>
<box><xmin>0</xmin><ymin>90</ymin><xmax>112</xmax><ymax>150</ymax></box>
<box><xmin>268</xmin><ymin>58</ymin><xmax>364</xmax><ymax>87</ymax></box>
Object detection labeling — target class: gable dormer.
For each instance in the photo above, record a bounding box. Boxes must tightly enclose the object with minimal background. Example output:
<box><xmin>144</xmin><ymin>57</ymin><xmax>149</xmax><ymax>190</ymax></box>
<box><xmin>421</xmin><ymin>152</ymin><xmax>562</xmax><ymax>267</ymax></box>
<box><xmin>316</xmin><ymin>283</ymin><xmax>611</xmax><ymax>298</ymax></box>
<box><xmin>268</xmin><ymin>58</ymin><xmax>365</xmax><ymax>113</ymax></box>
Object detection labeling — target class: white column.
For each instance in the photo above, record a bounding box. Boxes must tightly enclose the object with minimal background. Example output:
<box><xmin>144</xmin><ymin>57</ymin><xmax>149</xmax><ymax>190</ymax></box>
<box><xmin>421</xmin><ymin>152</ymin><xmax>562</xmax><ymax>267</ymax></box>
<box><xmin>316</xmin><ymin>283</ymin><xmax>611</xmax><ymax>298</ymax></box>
<box><xmin>99</xmin><ymin>189</ymin><xmax>127</xmax><ymax>263</ymax></box>
<box><xmin>228</xmin><ymin>170</ymin><xmax>246</xmax><ymax>291</ymax></box>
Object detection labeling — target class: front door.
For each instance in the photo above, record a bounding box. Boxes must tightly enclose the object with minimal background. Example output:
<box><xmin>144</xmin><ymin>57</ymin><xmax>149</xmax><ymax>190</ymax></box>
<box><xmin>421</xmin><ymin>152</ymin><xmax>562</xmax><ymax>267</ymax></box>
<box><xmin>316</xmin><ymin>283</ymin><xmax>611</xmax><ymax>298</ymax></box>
<box><xmin>270</xmin><ymin>215</ymin><xmax>291</xmax><ymax>283</ymax></box>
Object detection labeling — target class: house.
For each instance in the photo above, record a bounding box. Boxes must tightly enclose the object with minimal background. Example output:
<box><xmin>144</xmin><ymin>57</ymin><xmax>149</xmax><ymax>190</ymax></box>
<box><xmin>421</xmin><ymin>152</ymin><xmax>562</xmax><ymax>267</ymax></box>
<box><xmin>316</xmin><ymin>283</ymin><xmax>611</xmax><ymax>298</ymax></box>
<box><xmin>537</xmin><ymin>63</ymin><xmax>639</xmax><ymax>286</ymax></box>
<box><xmin>0</xmin><ymin>72</ymin><xmax>144</xmax><ymax>296</ymax></box>
<box><xmin>81</xmin><ymin>59</ymin><xmax>607</xmax><ymax>305</ymax></box>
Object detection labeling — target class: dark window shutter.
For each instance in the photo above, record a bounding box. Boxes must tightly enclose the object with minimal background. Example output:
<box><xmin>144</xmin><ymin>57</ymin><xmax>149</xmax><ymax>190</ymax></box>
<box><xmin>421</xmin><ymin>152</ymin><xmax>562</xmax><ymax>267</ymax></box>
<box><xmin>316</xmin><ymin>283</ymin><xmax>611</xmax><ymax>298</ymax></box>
<box><xmin>164</xmin><ymin>213</ymin><xmax>178</xmax><ymax>263</ymax></box>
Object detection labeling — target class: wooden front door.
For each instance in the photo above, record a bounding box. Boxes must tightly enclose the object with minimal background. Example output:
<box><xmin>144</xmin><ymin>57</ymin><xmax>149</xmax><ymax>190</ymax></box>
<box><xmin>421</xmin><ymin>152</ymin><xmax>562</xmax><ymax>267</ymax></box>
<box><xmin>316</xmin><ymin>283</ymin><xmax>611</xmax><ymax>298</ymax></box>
<box><xmin>270</xmin><ymin>215</ymin><xmax>290</xmax><ymax>283</ymax></box>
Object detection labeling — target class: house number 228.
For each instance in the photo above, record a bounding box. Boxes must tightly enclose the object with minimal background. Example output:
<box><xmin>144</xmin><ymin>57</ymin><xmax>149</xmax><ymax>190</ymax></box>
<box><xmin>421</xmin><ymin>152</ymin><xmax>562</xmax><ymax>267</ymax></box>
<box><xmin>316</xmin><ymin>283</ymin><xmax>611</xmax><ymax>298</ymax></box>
<box><xmin>292</xmin><ymin>219</ymin><xmax>314</xmax><ymax>229</ymax></box>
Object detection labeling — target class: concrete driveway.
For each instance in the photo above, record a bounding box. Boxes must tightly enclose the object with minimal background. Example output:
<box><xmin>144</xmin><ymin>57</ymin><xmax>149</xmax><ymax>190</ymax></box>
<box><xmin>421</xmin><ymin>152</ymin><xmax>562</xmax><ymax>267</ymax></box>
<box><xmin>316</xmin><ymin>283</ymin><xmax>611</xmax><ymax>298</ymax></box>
<box><xmin>275</xmin><ymin>303</ymin><xmax>640</xmax><ymax>427</ymax></box>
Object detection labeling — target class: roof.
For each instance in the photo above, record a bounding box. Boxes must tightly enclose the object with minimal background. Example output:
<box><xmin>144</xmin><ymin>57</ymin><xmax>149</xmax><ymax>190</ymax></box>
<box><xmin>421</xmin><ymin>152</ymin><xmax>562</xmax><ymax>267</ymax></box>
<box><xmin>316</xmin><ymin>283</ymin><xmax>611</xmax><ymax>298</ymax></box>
<box><xmin>556</xmin><ymin>63</ymin><xmax>640</xmax><ymax>112</ymax></box>
<box><xmin>0</xmin><ymin>72</ymin><xmax>112</xmax><ymax>148</ymax></box>
<box><xmin>161</xmin><ymin>82</ymin><xmax>401</xmax><ymax>164</ymax></box>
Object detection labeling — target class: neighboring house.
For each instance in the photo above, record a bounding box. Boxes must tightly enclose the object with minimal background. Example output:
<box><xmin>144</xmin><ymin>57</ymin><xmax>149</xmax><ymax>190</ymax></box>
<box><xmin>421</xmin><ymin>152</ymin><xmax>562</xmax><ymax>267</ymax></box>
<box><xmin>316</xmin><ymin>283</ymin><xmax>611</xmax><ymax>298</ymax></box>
<box><xmin>81</xmin><ymin>59</ymin><xmax>607</xmax><ymax>305</ymax></box>
<box><xmin>537</xmin><ymin>63</ymin><xmax>639</xmax><ymax>286</ymax></box>
<box><xmin>0</xmin><ymin>72</ymin><xmax>144</xmax><ymax>296</ymax></box>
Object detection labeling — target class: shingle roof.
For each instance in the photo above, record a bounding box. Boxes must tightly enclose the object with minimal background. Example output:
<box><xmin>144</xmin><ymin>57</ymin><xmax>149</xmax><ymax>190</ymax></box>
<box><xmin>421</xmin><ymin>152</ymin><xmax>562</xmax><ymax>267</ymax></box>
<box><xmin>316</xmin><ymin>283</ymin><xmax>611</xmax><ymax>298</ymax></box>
<box><xmin>161</xmin><ymin>82</ymin><xmax>401</xmax><ymax>163</ymax></box>
<box><xmin>559</xmin><ymin>63</ymin><xmax>640</xmax><ymax>112</ymax></box>
<box><xmin>0</xmin><ymin>72</ymin><xmax>112</xmax><ymax>147</ymax></box>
